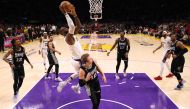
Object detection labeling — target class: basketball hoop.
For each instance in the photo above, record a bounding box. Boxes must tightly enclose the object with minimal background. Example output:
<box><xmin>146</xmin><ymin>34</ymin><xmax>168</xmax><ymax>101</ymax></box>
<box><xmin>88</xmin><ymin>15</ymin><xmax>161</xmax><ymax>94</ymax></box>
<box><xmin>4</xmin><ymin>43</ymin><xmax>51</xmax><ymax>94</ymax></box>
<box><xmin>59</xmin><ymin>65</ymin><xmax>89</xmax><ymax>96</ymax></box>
<box><xmin>88</xmin><ymin>0</ymin><xmax>103</xmax><ymax>20</ymax></box>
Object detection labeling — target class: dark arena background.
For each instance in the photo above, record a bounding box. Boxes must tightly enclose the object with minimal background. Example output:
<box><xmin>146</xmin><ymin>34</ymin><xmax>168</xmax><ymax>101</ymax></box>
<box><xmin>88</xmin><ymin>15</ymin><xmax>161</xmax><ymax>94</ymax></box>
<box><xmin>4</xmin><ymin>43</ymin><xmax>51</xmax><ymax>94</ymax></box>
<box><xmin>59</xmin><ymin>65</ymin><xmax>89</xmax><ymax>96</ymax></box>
<box><xmin>0</xmin><ymin>0</ymin><xmax>190</xmax><ymax>109</ymax></box>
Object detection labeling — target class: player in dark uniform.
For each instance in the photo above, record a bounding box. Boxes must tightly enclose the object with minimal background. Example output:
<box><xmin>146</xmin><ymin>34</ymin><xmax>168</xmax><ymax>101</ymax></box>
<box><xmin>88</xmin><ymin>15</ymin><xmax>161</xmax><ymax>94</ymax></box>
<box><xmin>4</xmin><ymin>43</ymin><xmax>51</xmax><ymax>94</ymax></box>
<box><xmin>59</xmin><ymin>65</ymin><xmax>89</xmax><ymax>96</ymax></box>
<box><xmin>107</xmin><ymin>31</ymin><xmax>130</xmax><ymax>79</ymax></box>
<box><xmin>79</xmin><ymin>53</ymin><xmax>107</xmax><ymax>109</ymax></box>
<box><xmin>164</xmin><ymin>34</ymin><xmax>188</xmax><ymax>90</ymax></box>
<box><xmin>169</xmin><ymin>34</ymin><xmax>188</xmax><ymax>90</ymax></box>
<box><xmin>45</xmin><ymin>36</ymin><xmax>62</xmax><ymax>82</ymax></box>
<box><xmin>3</xmin><ymin>39</ymin><xmax>33</xmax><ymax>100</ymax></box>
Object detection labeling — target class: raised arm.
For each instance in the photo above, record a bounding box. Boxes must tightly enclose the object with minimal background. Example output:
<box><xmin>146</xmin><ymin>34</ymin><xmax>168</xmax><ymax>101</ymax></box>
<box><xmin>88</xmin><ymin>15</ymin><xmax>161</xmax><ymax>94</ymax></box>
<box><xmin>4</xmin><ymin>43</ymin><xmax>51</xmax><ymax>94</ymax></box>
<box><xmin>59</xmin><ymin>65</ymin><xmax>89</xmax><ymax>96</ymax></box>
<box><xmin>70</xmin><ymin>8</ymin><xmax>82</xmax><ymax>33</ymax></box>
<box><xmin>59</xmin><ymin>4</ymin><xmax>76</xmax><ymax>45</ymax></box>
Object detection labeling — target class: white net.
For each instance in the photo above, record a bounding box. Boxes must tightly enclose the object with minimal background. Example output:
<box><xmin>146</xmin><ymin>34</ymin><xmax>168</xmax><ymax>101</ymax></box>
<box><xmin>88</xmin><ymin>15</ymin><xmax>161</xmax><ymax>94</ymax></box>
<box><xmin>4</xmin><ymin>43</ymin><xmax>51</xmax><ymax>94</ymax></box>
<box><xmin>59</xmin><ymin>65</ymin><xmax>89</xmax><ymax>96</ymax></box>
<box><xmin>88</xmin><ymin>0</ymin><xmax>103</xmax><ymax>20</ymax></box>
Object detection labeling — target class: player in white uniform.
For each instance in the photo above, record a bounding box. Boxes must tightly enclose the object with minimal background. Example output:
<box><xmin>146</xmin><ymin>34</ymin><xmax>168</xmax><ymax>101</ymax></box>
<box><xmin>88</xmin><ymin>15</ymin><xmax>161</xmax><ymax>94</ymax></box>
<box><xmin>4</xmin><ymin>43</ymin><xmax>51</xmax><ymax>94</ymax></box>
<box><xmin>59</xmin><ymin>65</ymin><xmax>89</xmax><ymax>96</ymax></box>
<box><xmin>57</xmin><ymin>3</ymin><xmax>83</xmax><ymax>94</ymax></box>
<box><xmin>39</xmin><ymin>32</ymin><xmax>49</xmax><ymax>70</ymax></box>
<box><xmin>88</xmin><ymin>31</ymin><xmax>98</xmax><ymax>52</ymax></box>
<box><xmin>153</xmin><ymin>31</ymin><xmax>174</xmax><ymax>80</ymax></box>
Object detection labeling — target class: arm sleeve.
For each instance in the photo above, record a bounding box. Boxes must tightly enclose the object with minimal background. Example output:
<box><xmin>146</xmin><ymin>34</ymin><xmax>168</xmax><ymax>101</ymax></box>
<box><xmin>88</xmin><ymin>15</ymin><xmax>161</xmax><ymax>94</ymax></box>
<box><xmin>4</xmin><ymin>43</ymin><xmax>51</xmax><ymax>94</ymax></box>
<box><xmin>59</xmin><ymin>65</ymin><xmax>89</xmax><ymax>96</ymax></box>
<box><xmin>65</xmin><ymin>13</ymin><xmax>75</xmax><ymax>34</ymax></box>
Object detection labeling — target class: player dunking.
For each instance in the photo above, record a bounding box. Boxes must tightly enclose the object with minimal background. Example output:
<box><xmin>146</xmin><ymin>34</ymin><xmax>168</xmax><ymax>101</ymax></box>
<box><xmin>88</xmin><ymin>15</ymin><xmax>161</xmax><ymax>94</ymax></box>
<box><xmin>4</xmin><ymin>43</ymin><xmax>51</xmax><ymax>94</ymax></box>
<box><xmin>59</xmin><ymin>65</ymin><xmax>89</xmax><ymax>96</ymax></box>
<box><xmin>39</xmin><ymin>32</ymin><xmax>49</xmax><ymax>70</ymax></box>
<box><xmin>153</xmin><ymin>31</ymin><xmax>173</xmax><ymax>80</ymax></box>
<box><xmin>107</xmin><ymin>31</ymin><xmax>130</xmax><ymax>79</ymax></box>
<box><xmin>3</xmin><ymin>39</ymin><xmax>33</xmax><ymax>100</ymax></box>
<box><xmin>57</xmin><ymin>1</ymin><xmax>83</xmax><ymax>94</ymax></box>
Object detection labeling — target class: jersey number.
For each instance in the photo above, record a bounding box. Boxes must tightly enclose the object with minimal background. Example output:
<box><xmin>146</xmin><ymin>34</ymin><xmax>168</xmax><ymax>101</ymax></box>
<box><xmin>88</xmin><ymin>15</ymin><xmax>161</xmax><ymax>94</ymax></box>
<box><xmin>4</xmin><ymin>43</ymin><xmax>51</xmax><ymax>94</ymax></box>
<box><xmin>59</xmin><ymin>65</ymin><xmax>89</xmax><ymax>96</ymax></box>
<box><xmin>16</xmin><ymin>58</ymin><xmax>23</xmax><ymax>62</ymax></box>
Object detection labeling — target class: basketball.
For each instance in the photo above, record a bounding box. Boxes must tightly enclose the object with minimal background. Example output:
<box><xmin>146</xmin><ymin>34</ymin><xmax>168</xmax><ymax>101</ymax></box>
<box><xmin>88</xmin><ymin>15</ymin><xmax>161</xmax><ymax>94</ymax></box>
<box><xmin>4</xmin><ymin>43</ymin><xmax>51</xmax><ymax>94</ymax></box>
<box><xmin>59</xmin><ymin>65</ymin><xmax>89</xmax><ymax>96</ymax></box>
<box><xmin>60</xmin><ymin>1</ymin><xmax>73</xmax><ymax>13</ymax></box>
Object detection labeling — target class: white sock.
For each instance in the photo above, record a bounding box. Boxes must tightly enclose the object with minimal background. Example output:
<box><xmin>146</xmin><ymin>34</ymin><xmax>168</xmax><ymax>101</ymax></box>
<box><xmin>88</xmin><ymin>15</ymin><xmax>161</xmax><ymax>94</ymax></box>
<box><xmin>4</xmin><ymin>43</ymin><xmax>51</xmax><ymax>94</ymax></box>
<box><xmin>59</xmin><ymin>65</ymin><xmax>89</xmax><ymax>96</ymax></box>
<box><xmin>159</xmin><ymin>62</ymin><xmax>164</xmax><ymax>77</ymax></box>
<box><xmin>66</xmin><ymin>73</ymin><xmax>79</xmax><ymax>83</ymax></box>
<box><xmin>165</xmin><ymin>61</ymin><xmax>171</xmax><ymax>72</ymax></box>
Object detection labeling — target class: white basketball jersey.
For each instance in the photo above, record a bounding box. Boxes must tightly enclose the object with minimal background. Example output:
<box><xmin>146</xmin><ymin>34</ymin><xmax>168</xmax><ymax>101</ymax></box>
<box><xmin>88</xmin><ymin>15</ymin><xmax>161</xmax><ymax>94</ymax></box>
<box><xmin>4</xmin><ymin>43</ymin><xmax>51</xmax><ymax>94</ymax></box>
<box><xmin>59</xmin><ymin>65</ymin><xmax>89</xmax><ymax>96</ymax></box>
<box><xmin>161</xmin><ymin>36</ymin><xmax>171</xmax><ymax>51</ymax></box>
<box><xmin>69</xmin><ymin>35</ymin><xmax>83</xmax><ymax>59</ymax></box>
<box><xmin>41</xmin><ymin>37</ymin><xmax>49</xmax><ymax>50</ymax></box>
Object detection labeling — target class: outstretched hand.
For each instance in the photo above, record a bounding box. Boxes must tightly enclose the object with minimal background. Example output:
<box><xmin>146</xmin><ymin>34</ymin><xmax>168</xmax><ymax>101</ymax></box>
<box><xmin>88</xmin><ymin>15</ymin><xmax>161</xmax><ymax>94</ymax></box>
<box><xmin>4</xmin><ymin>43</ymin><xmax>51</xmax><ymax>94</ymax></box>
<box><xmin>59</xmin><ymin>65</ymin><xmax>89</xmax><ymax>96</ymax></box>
<box><xmin>59</xmin><ymin>5</ymin><xmax>66</xmax><ymax>14</ymax></box>
<box><xmin>102</xmin><ymin>75</ymin><xmax>107</xmax><ymax>84</ymax></box>
<box><xmin>69</xmin><ymin>6</ymin><xmax>77</xmax><ymax>16</ymax></box>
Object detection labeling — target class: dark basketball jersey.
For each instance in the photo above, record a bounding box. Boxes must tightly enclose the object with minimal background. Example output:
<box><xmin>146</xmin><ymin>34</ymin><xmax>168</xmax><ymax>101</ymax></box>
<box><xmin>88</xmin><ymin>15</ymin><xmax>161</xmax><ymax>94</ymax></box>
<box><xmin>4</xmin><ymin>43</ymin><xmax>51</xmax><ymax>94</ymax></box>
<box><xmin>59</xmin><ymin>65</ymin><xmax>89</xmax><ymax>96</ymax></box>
<box><xmin>47</xmin><ymin>41</ymin><xmax>58</xmax><ymax>64</ymax></box>
<box><xmin>12</xmin><ymin>47</ymin><xmax>25</xmax><ymax>66</ymax></box>
<box><xmin>81</xmin><ymin>61</ymin><xmax>101</xmax><ymax>97</ymax></box>
<box><xmin>171</xmin><ymin>41</ymin><xmax>184</xmax><ymax>56</ymax></box>
<box><xmin>81</xmin><ymin>62</ymin><xmax>98</xmax><ymax>81</ymax></box>
<box><xmin>47</xmin><ymin>42</ymin><xmax>55</xmax><ymax>55</ymax></box>
<box><xmin>117</xmin><ymin>38</ymin><xmax>129</xmax><ymax>54</ymax></box>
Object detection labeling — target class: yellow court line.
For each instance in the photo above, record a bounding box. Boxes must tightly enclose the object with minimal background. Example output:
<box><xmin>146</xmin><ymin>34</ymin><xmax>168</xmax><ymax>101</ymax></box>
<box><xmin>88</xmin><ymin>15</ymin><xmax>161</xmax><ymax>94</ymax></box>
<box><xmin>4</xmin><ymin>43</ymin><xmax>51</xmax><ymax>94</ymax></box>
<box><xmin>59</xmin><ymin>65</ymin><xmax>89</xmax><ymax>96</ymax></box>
<box><xmin>97</xmin><ymin>33</ymin><xmax>190</xmax><ymax>51</ymax></box>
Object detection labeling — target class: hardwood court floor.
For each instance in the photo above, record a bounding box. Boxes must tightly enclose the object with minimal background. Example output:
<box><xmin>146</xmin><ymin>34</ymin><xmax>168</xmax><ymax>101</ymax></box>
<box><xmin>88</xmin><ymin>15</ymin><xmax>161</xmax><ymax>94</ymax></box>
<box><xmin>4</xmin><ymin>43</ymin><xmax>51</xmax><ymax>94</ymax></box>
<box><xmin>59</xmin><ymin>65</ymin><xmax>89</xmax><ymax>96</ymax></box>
<box><xmin>0</xmin><ymin>34</ymin><xmax>189</xmax><ymax>109</ymax></box>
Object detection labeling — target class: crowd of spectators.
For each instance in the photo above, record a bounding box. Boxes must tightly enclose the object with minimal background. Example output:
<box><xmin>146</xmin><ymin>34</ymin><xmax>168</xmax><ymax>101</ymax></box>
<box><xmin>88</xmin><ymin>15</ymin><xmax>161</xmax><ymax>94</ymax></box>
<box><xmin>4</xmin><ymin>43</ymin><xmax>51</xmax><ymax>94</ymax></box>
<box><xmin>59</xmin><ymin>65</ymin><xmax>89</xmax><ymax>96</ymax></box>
<box><xmin>0</xmin><ymin>22</ymin><xmax>190</xmax><ymax>53</ymax></box>
<box><xmin>140</xmin><ymin>22</ymin><xmax>190</xmax><ymax>45</ymax></box>
<box><xmin>80</xmin><ymin>22</ymin><xmax>190</xmax><ymax>45</ymax></box>
<box><xmin>0</xmin><ymin>24</ymin><xmax>58</xmax><ymax>41</ymax></box>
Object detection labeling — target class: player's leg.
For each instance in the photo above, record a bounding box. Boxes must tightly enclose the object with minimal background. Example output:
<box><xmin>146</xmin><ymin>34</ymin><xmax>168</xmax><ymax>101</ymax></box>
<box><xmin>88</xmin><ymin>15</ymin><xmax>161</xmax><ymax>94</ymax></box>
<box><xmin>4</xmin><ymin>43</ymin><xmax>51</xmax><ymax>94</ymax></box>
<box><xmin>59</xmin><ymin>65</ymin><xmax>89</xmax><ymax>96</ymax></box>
<box><xmin>159</xmin><ymin>52</ymin><xmax>166</xmax><ymax>77</ymax></box>
<box><xmin>54</xmin><ymin>64</ymin><xmax>63</xmax><ymax>82</ymax></box>
<box><xmin>154</xmin><ymin>53</ymin><xmax>166</xmax><ymax>80</ymax></box>
<box><xmin>57</xmin><ymin>60</ymin><xmax>80</xmax><ymax>93</ymax></box>
<box><xmin>123</xmin><ymin>58</ymin><xmax>128</xmax><ymax>77</ymax></box>
<box><xmin>68</xmin><ymin>60</ymin><xmax>80</xmax><ymax>82</ymax></box>
<box><xmin>57</xmin><ymin>73</ymin><xmax>79</xmax><ymax>92</ymax></box>
<box><xmin>89</xmin><ymin>92</ymin><xmax>101</xmax><ymax>109</ymax></box>
<box><xmin>160</xmin><ymin>62</ymin><xmax>164</xmax><ymax>76</ymax></box>
<box><xmin>17</xmin><ymin>66</ymin><xmax>25</xmax><ymax>93</ymax></box>
<box><xmin>165</xmin><ymin>60</ymin><xmax>174</xmax><ymax>78</ymax></box>
<box><xmin>172</xmin><ymin>57</ymin><xmax>185</xmax><ymax>90</ymax></box>
<box><xmin>171</xmin><ymin>58</ymin><xmax>181</xmax><ymax>89</ymax></box>
<box><xmin>89</xmin><ymin>81</ymin><xmax>101</xmax><ymax>109</ymax></box>
<box><xmin>45</xmin><ymin>64</ymin><xmax>53</xmax><ymax>79</ymax></box>
<box><xmin>116</xmin><ymin>54</ymin><xmax>122</xmax><ymax>79</ymax></box>
<box><xmin>51</xmin><ymin>54</ymin><xmax>62</xmax><ymax>82</ymax></box>
<box><xmin>42</xmin><ymin>50</ymin><xmax>48</xmax><ymax>70</ymax></box>
<box><xmin>12</xmin><ymin>68</ymin><xmax>19</xmax><ymax>96</ymax></box>
<box><xmin>89</xmin><ymin>40</ymin><xmax>93</xmax><ymax>53</ymax></box>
